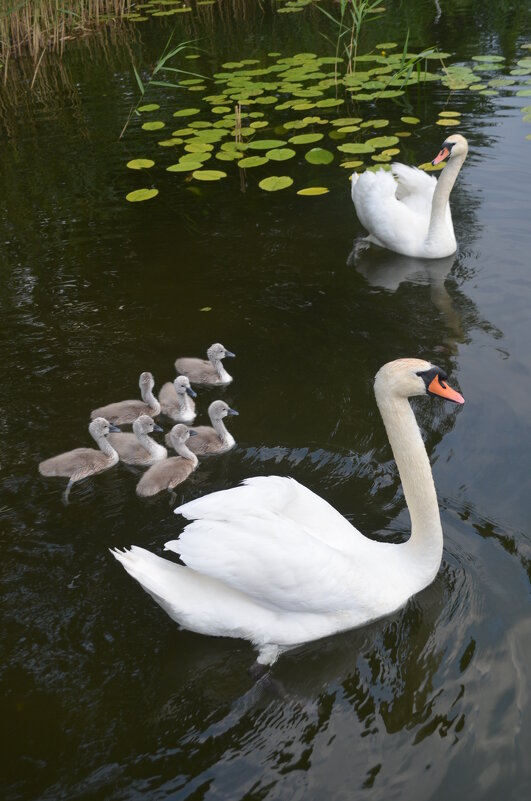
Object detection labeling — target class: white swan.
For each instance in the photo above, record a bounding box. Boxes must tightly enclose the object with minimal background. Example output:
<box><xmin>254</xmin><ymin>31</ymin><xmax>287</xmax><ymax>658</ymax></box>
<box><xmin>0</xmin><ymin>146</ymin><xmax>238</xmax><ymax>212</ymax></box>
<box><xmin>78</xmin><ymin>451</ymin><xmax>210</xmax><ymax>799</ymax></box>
<box><xmin>350</xmin><ymin>134</ymin><xmax>468</xmax><ymax>258</ymax></box>
<box><xmin>111</xmin><ymin>358</ymin><xmax>464</xmax><ymax>667</ymax></box>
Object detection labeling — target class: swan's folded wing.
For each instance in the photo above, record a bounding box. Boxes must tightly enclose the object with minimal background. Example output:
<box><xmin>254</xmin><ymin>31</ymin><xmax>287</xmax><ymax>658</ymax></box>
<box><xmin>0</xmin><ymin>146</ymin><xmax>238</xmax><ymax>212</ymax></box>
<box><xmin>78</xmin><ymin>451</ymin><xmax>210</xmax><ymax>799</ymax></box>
<box><xmin>392</xmin><ymin>163</ymin><xmax>436</xmax><ymax>213</ymax></box>
<box><xmin>176</xmin><ymin>476</ymin><xmax>366</xmax><ymax>555</ymax></box>
<box><xmin>165</xmin><ymin>514</ymin><xmax>375</xmax><ymax>615</ymax></box>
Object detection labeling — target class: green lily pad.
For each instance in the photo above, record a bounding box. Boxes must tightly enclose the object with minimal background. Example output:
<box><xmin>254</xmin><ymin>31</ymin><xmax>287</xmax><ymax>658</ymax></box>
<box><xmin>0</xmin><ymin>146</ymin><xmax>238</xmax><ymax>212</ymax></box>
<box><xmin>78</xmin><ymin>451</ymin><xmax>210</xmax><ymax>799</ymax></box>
<box><xmin>436</xmin><ymin>118</ymin><xmax>460</xmax><ymax>125</ymax></box>
<box><xmin>238</xmin><ymin>155</ymin><xmax>269</xmax><ymax>168</ymax></box>
<box><xmin>438</xmin><ymin>110</ymin><xmax>461</xmax><ymax>117</ymax></box>
<box><xmin>173</xmin><ymin>108</ymin><xmax>201</xmax><ymax>117</ymax></box>
<box><xmin>340</xmin><ymin>160</ymin><xmax>364</xmax><ymax>169</ymax></box>
<box><xmin>297</xmin><ymin>187</ymin><xmax>329</xmax><ymax>196</ymax></box>
<box><xmin>366</xmin><ymin>135</ymin><xmax>399</xmax><ymax>148</ymax></box>
<box><xmin>289</xmin><ymin>133</ymin><xmax>324</xmax><ymax>145</ymax></box>
<box><xmin>192</xmin><ymin>170</ymin><xmax>227</xmax><ymax>181</ymax></box>
<box><xmin>305</xmin><ymin>147</ymin><xmax>334</xmax><ymax>165</ymax></box>
<box><xmin>401</xmin><ymin>116</ymin><xmax>420</xmax><ymax>124</ymax></box>
<box><xmin>258</xmin><ymin>175</ymin><xmax>293</xmax><ymax>192</ymax></box>
<box><xmin>127</xmin><ymin>158</ymin><xmax>155</xmax><ymax>169</ymax></box>
<box><xmin>360</xmin><ymin>119</ymin><xmax>389</xmax><ymax>128</ymax></box>
<box><xmin>337</xmin><ymin>142</ymin><xmax>375</xmax><ymax>154</ymax></box>
<box><xmin>315</xmin><ymin>98</ymin><xmax>344</xmax><ymax>108</ymax></box>
<box><xmin>266</xmin><ymin>148</ymin><xmax>296</xmax><ymax>161</ymax></box>
<box><xmin>185</xmin><ymin>141</ymin><xmax>214</xmax><ymax>153</ymax></box>
<box><xmin>138</xmin><ymin>104</ymin><xmax>160</xmax><ymax>112</ymax></box>
<box><xmin>126</xmin><ymin>188</ymin><xmax>159</xmax><ymax>202</ymax></box>
<box><xmin>246</xmin><ymin>139</ymin><xmax>287</xmax><ymax>150</ymax></box>
<box><xmin>167</xmin><ymin>162</ymin><xmax>203</xmax><ymax>172</ymax></box>
<box><xmin>142</xmin><ymin>121</ymin><xmax>165</xmax><ymax>131</ymax></box>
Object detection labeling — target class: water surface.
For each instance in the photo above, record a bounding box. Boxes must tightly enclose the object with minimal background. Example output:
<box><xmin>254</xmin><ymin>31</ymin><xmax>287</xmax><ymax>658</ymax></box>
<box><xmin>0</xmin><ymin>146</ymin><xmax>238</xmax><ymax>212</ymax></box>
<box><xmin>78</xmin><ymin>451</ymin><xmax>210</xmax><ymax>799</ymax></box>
<box><xmin>1</xmin><ymin>2</ymin><xmax>530</xmax><ymax>799</ymax></box>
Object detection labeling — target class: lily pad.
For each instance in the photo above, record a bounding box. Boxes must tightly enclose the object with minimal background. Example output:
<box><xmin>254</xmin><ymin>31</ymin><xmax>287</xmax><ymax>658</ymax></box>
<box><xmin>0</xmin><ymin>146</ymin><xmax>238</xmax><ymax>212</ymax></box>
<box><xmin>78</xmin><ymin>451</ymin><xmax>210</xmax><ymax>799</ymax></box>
<box><xmin>366</xmin><ymin>135</ymin><xmax>399</xmax><ymax>148</ymax></box>
<box><xmin>305</xmin><ymin>147</ymin><xmax>334</xmax><ymax>165</ymax></box>
<box><xmin>142</xmin><ymin>121</ymin><xmax>165</xmax><ymax>131</ymax></box>
<box><xmin>173</xmin><ymin>108</ymin><xmax>201</xmax><ymax>117</ymax></box>
<box><xmin>192</xmin><ymin>170</ymin><xmax>227</xmax><ymax>181</ymax></box>
<box><xmin>127</xmin><ymin>158</ymin><xmax>155</xmax><ymax>169</ymax></box>
<box><xmin>340</xmin><ymin>160</ymin><xmax>364</xmax><ymax>168</ymax></box>
<box><xmin>247</xmin><ymin>139</ymin><xmax>287</xmax><ymax>150</ymax></box>
<box><xmin>297</xmin><ymin>187</ymin><xmax>329</xmax><ymax>196</ymax></box>
<box><xmin>138</xmin><ymin>104</ymin><xmax>160</xmax><ymax>112</ymax></box>
<box><xmin>126</xmin><ymin>188</ymin><xmax>158</xmax><ymax>202</ymax></box>
<box><xmin>436</xmin><ymin>118</ymin><xmax>460</xmax><ymax>126</ymax></box>
<box><xmin>238</xmin><ymin>155</ymin><xmax>269</xmax><ymax>168</ymax></box>
<box><xmin>289</xmin><ymin>133</ymin><xmax>324</xmax><ymax>145</ymax></box>
<box><xmin>400</xmin><ymin>116</ymin><xmax>420</xmax><ymax>124</ymax></box>
<box><xmin>258</xmin><ymin>175</ymin><xmax>293</xmax><ymax>192</ymax></box>
<box><xmin>167</xmin><ymin>162</ymin><xmax>203</xmax><ymax>172</ymax></box>
<box><xmin>338</xmin><ymin>142</ymin><xmax>375</xmax><ymax>154</ymax></box>
<box><xmin>266</xmin><ymin>148</ymin><xmax>296</xmax><ymax>161</ymax></box>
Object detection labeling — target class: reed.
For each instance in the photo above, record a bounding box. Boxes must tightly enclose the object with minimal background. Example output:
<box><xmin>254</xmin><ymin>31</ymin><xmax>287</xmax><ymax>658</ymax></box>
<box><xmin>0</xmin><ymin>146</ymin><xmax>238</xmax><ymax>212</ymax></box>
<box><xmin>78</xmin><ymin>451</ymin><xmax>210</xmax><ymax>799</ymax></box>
<box><xmin>0</xmin><ymin>0</ymin><xmax>133</xmax><ymax>75</ymax></box>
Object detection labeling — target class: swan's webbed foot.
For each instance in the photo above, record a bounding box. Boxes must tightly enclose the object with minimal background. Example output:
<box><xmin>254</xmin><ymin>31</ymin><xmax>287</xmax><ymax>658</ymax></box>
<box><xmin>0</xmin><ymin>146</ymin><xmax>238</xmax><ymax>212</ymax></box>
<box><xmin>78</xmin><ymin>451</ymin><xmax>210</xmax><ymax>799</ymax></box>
<box><xmin>347</xmin><ymin>237</ymin><xmax>372</xmax><ymax>266</ymax></box>
<box><xmin>62</xmin><ymin>480</ymin><xmax>73</xmax><ymax>505</ymax></box>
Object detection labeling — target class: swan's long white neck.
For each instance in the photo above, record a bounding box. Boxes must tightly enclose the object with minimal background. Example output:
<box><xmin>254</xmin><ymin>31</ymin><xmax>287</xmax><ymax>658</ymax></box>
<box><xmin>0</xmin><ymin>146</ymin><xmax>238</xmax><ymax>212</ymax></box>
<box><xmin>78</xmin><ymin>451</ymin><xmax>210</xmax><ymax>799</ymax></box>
<box><xmin>374</xmin><ymin>388</ymin><xmax>443</xmax><ymax>582</ymax></box>
<box><xmin>136</xmin><ymin>431</ymin><xmax>166</xmax><ymax>459</ymax></box>
<box><xmin>175</xmin><ymin>440</ymin><xmax>199</xmax><ymax>467</ymax></box>
<box><xmin>427</xmin><ymin>152</ymin><xmax>465</xmax><ymax>241</ymax></box>
<box><xmin>176</xmin><ymin>390</ymin><xmax>194</xmax><ymax>414</ymax></box>
<box><xmin>209</xmin><ymin>355</ymin><xmax>232</xmax><ymax>383</ymax></box>
<box><xmin>212</xmin><ymin>415</ymin><xmax>235</xmax><ymax>447</ymax></box>
<box><xmin>96</xmin><ymin>434</ymin><xmax>119</xmax><ymax>460</ymax></box>
<box><xmin>141</xmin><ymin>384</ymin><xmax>160</xmax><ymax>414</ymax></box>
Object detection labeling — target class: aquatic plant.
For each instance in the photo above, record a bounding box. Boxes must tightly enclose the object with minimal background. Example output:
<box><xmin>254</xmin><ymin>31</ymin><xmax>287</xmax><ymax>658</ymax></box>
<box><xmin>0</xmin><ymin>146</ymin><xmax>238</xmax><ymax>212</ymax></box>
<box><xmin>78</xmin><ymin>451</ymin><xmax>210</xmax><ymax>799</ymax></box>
<box><xmin>119</xmin><ymin>30</ymin><xmax>205</xmax><ymax>139</ymax></box>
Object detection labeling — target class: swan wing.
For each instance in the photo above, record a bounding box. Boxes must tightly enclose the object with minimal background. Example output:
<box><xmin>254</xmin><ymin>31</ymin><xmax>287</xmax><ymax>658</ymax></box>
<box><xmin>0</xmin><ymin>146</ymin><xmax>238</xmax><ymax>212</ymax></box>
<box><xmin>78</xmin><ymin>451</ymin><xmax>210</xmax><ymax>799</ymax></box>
<box><xmin>176</xmin><ymin>476</ymin><xmax>364</xmax><ymax>552</ymax></box>
<box><xmin>165</xmin><ymin>513</ymin><xmax>375</xmax><ymax>615</ymax></box>
<box><xmin>391</xmin><ymin>163</ymin><xmax>437</xmax><ymax>214</ymax></box>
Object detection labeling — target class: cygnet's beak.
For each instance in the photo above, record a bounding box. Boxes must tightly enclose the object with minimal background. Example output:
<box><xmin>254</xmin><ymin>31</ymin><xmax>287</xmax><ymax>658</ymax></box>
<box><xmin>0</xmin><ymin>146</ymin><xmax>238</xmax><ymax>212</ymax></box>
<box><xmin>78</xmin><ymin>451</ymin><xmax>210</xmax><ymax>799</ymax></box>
<box><xmin>224</xmin><ymin>349</ymin><xmax>236</xmax><ymax>358</ymax></box>
<box><xmin>186</xmin><ymin>387</ymin><xmax>197</xmax><ymax>398</ymax></box>
<box><xmin>227</xmin><ymin>407</ymin><xmax>239</xmax><ymax>416</ymax></box>
<box><xmin>153</xmin><ymin>423</ymin><xmax>164</xmax><ymax>432</ymax></box>
<box><xmin>109</xmin><ymin>424</ymin><xmax>121</xmax><ymax>433</ymax></box>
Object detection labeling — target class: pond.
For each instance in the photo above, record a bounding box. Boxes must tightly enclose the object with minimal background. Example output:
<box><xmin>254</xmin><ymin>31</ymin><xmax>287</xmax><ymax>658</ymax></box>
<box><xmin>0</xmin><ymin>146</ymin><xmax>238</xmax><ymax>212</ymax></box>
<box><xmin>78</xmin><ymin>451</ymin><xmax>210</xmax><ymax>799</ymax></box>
<box><xmin>1</xmin><ymin>1</ymin><xmax>530</xmax><ymax>799</ymax></box>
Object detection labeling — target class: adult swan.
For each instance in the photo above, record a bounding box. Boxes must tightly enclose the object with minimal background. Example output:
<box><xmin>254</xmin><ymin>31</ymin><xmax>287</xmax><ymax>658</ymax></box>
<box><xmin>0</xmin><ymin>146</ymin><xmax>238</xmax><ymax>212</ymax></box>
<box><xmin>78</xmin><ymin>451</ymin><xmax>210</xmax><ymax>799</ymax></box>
<box><xmin>112</xmin><ymin>358</ymin><xmax>464</xmax><ymax>668</ymax></box>
<box><xmin>350</xmin><ymin>134</ymin><xmax>468</xmax><ymax>258</ymax></box>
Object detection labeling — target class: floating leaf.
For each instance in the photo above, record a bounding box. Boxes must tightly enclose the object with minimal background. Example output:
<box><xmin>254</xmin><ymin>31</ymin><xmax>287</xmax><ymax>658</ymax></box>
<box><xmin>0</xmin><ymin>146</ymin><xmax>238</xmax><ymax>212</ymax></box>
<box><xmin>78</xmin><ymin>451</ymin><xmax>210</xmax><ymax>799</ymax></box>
<box><xmin>238</xmin><ymin>155</ymin><xmax>268</xmax><ymax>168</ymax></box>
<box><xmin>419</xmin><ymin>161</ymin><xmax>445</xmax><ymax>171</ymax></box>
<box><xmin>438</xmin><ymin>110</ymin><xmax>461</xmax><ymax>117</ymax></box>
<box><xmin>289</xmin><ymin>133</ymin><xmax>324</xmax><ymax>145</ymax></box>
<box><xmin>258</xmin><ymin>175</ymin><xmax>293</xmax><ymax>192</ymax></box>
<box><xmin>185</xmin><ymin>141</ymin><xmax>214</xmax><ymax>153</ymax></box>
<box><xmin>200</xmin><ymin>307</ymin><xmax>212</xmax><ymax>312</ymax></box>
<box><xmin>305</xmin><ymin>147</ymin><xmax>334</xmax><ymax>165</ymax></box>
<box><xmin>297</xmin><ymin>187</ymin><xmax>329</xmax><ymax>196</ymax></box>
<box><xmin>337</xmin><ymin>142</ymin><xmax>375</xmax><ymax>154</ymax></box>
<box><xmin>192</xmin><ymin>170</ymin><xmax>227</xmax><ymax>181</ymax></box>
<box><xmin>340</xmin><ymin>160</ymin><xmax>363</xmax><ymax>169</ymax></box>
<box><xmin>138</xmin><ymin>104</ymin><xmax>160</xmax><ymax>112</ymax></box>
<box><xmin>266</xmin><ymin>148</ymin><xmax>296</xmax><ymax>161</ymax></box>
<box><xmin>167</xmin><ymin>162</ymin><xmax>203</xmax><ymax>172</ymax></box>
<box><xmin>127</xmin><ymin>158</ymin><xmax>155</xmax><ymax>169</ymax></box>
<box><xmin>173</xmin><ymin>108</ymin><xmax>201</xmax><ymax>117</ymax></box>
<box><xmin>247</xmin><ymin>139</ymin><xmax>287</xmax><ymax>149</ymax></box>
<box><xmin>126</xmin><ymin>188</ymin><xmax>158</xmax><ymax>202</ymax></box>
<box><xmin>337</xmin><ymin>125</ymin><xmax>360</xmax><ymax>133</ymax></box>
<box><xmin>375</xmin><ymin>42</ymin><xmax>397</xmax><ymax>49</ymax></box>
<box><xmin>142</xmin><ymin>121</ymin><xmax>165</xmax><ymax>131</ymax></box>
<box><xmin>436</xmin><ymin>118</ymin><xmax>460</xmax><ymax>125</ymax></box>
<box><xmin>400</xmin><ymin>116</ymin><xmax>420</xmax><ymax>124</ymax></box>
<box><xmin>366</xmin><ymin>135</ymin><xmax>399</xmax><ymax>148</ymax></box>
<box><xmin>360</xmin><ymin>119</ymin><xmax>389</xmax><ymax>128</ymax></box>
<box><xmin>315</xmin><ymin>98</ymin><xmax>344</xmax><ymax>108</ymax></box>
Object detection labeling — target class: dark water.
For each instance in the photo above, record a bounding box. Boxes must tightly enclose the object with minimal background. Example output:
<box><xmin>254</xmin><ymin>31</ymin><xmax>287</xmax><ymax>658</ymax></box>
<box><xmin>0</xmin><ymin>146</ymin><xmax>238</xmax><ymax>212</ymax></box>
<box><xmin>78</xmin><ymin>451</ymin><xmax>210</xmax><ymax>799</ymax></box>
<box><xmin>1</xmin><ymin>2</ymin><xmax>530</xmax><ymax>799</ymax></box>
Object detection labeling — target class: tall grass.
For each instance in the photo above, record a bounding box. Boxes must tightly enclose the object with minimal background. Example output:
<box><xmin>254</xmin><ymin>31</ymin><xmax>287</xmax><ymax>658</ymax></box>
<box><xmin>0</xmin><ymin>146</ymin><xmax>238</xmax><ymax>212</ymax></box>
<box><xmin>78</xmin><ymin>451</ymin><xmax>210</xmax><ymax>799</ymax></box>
<box><xmin>0</xmin><ymin>0</ymin><xmax>133</xmax><ymax>79</ymax></box>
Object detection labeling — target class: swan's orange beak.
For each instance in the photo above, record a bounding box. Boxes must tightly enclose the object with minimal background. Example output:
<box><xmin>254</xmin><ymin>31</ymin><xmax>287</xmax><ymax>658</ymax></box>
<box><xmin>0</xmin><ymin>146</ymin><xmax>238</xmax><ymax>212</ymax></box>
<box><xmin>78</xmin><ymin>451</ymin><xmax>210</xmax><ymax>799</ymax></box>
<box><xmin>428</xmin><ymin>374</ymin><xmax>465</xmax><ymax>404</ymax></box>
<box><xmin>432</xmin><ymin>146</ymin><xmax>450</xmax><ymax>166</ymax></box>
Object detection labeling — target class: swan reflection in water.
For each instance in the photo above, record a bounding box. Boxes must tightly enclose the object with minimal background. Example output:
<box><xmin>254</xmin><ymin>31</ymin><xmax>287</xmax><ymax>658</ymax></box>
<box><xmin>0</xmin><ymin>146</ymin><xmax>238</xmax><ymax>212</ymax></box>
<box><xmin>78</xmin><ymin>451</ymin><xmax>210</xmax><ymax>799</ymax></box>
<box><xmin>347</xmin><ymin>246</ymin><xmax>465</xmax><ymax>353</ymax></box>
